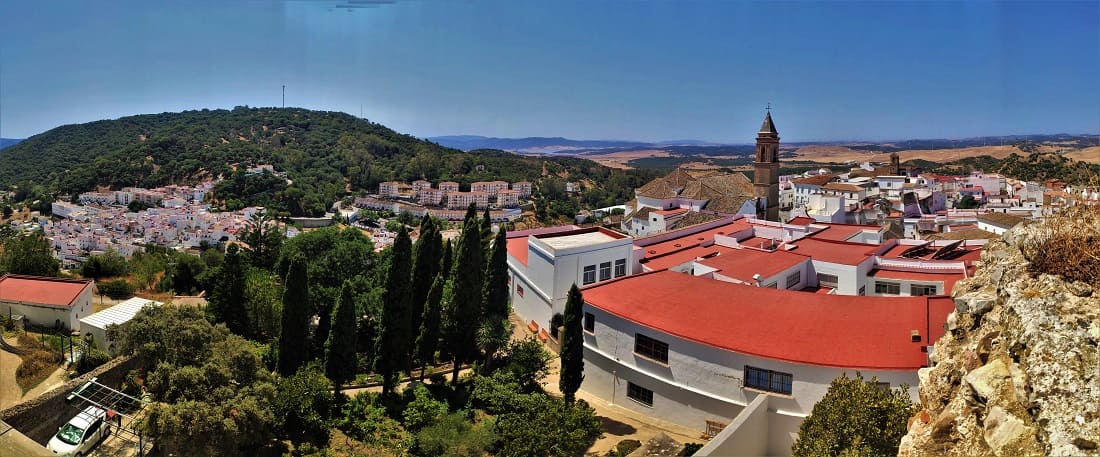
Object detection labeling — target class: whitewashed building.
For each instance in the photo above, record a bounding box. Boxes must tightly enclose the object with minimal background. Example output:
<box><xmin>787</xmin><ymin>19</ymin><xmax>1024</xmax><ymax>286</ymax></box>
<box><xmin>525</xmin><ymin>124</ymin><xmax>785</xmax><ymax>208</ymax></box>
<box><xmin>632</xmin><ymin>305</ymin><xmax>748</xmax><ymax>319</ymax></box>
<box><xmin>78</xmin><ymin>297</ymin><xmax>162</xmax><ymax>354</ymax></box>
<box><xmin>0</xmin><ymin>274</ymin><xmax>95</xmax><ymax>330</ymax></box>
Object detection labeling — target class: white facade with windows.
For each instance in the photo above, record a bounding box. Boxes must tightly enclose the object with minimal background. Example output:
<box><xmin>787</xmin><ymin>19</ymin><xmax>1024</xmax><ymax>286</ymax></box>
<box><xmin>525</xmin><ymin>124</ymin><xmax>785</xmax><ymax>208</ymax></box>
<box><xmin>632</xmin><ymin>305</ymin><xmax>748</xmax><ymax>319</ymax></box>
<box><xmin>580</xmin><ymin>302</ymin><xmax>922</xmax><ymax>456</ymax></box>
<box><xmin>506</xmin><ymin>227</ymin><xmax>633</xmax><ymax>333</ymax></box>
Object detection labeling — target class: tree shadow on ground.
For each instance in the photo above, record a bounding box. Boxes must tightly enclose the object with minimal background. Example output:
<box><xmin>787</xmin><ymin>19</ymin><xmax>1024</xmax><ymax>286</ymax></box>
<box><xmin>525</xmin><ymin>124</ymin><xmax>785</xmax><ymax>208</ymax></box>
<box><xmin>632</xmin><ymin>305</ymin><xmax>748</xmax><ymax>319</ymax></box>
<box><xmin>598</xmin><ymin>415</ymin><xmax>638</xmax><ymax>436</ymax></box>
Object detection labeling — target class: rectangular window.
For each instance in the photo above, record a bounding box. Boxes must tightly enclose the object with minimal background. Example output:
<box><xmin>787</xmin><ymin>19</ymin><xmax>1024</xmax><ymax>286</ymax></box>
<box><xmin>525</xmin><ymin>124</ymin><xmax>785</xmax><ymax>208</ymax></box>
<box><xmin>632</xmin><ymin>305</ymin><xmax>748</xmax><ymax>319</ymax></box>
<box><xmin>875</xmin><ymin>281</ymin><xmax>901</xmax><ymax>295</ymax></box>
<box><xmin>627</xmin><ymin>382</ymin><xmax>653</xmax><ymax>406</ymax></box>
<box><xmin>614</xmin><ymin>259</ymin><xmax>627</xmax><ymax>277</ymax></box>
<box><xmin>599</xmin><ymin>262</ymin><xmax>612</xmax><ymax>281</ymax></box>
<box><xmin>744</xmin><ymin>366</ymin><xmax>793</xmax><ymax>395</ymax></box>
<box><xmin>817</xmin><ymin>273</ymin><xmax>839</xmax><ymax>288</ymax></box>
<box><xmin>634</xmin><ymin>333</ymin><xmax>669</xmax><ymax>363</ymax></box>
<box><xmin>584</xmin><ymin>312</ymin><xmax>595</xmax><ymax>333</ymax></box>
<box><xmin>910</xmin><ymin>284</ymin><xmax>938</xmax><ymax>296</ymax></box>
<box><xmin>583</xmin><ymin>265</ymin><xmax>596</xmax><ymax>285</ymax></box>
<box><xmin>516</xmin><ymin>285</ymin><xmax>524</xmax><ymax>297</ymax></box>
<box><xmin>785</xmin><ymin>271</ymin><xmax>800</xmax><ymax>289</ymax></box>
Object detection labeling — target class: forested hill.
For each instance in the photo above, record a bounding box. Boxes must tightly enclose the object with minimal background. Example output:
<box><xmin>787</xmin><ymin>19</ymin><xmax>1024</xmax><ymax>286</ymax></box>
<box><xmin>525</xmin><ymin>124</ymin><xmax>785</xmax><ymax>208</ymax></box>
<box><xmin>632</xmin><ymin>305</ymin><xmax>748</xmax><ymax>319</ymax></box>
<box><xmin>0</xmin><ymin>107</ymin><xmax>651</xmax><ymax>216</ymax></box>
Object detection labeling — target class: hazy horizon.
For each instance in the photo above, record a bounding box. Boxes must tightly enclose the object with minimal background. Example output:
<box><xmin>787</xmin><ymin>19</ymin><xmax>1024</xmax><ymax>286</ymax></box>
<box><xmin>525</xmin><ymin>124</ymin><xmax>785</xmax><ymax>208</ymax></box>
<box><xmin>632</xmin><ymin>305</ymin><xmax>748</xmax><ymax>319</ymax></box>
<box><xmin>1</xmin><ymin>1</ymin><xmax>1097</xmax><ymax>142</ymax></box>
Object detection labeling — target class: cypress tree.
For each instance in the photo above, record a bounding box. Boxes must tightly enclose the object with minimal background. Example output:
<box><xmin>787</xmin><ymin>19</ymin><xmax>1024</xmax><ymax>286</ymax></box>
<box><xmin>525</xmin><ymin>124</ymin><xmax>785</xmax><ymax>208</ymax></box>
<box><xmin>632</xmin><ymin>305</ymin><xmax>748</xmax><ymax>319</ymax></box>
<box><xmin>415</xmin><ymin>273</ymin><xmax>445</xmax><ymax>381</ymax></box>
<box><xmin>209</xmin><ymin>244</ymin><xmax>249</xmax><ymax>336</ymax></box>
<box><xmin>446</xmin><ymin>205</ymin><xmax>484</xmax><ymax>383</ymax></box>
<box><xmin>560</xmin><ymin>284</ymin><xmax>585</xmax><ymax>403</ymax></box>
<box><xmin>409</xmin><ymin>217</ymin><xmax>441</xmax><ymax>357</ymax></box>
<box><xmin>375</xmin><ymin>226</ymin><xmax>413</xmax><ymax>394</ymax></box>
<box><xmin>480</xmin><ymin>206</ymin><xmax>493</xmax><ymax>255</ymax></box>
<box><xmin>325</xmin><ymin>280</ymin><xmax>358</xmax><ymax>390</ymax></box>
<box><xmin>480</xmin><ymin>227</ymin><xmax>511</xmax><ymax>367</ymax></box>
<box><xmin>441</xmin><ymin>239</ymin><xmax>454</xmax><ymax>278</ymax></box>
<box><xmin>278</xmin><ymin>256</ymin><xmax>311</xmax><ymax>376</ymax></box>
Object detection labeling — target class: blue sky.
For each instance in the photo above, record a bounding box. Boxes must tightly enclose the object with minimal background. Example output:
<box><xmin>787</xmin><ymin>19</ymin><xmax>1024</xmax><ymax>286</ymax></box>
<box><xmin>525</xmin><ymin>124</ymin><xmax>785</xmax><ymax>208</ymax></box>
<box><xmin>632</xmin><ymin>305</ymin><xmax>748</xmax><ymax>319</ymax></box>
<box><xmin>1</xmin><ymin>1</ymin><xmax>1097</xmax><ymax>142</ymax></box>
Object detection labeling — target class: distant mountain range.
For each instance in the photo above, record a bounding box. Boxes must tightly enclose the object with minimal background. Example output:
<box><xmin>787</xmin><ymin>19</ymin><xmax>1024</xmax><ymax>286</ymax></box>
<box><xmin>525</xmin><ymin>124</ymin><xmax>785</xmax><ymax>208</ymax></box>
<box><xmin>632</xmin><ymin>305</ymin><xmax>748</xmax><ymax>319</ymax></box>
<box><xmin>427</xmin><ymin>135</ymin><xmax>718</xmax><ymax>153</ymax></box>
<box><xmin>0</xmin><ymin>138</ymin><xmax>23</xmax><ymax>150</ymax></box>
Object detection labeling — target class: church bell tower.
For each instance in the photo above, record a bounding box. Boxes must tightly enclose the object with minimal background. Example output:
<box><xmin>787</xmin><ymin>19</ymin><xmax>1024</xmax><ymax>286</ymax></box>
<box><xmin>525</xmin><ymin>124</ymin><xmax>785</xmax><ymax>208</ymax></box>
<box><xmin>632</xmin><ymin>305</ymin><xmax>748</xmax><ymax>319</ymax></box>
<box><xmin>753</xmin><ymin>108</ymin><xmax>781</xmax><ymax>221</ymax></box>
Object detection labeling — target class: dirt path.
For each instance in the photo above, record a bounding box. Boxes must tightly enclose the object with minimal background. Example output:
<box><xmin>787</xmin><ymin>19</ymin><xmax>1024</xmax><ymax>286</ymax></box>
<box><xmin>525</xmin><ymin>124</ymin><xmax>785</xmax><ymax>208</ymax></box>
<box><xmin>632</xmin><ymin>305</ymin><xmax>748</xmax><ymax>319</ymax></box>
<box><xmin>0</xmin><ymin>336</ymin><xmax>68</xmax><ymax>410</ymax></box>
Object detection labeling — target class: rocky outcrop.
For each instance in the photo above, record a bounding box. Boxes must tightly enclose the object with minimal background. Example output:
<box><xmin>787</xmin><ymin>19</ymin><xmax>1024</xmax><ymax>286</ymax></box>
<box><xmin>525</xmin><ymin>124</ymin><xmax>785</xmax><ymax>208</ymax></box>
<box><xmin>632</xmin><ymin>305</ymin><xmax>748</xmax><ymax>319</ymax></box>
<box><xmin>899</xmin><ymin>220</ymin><xmax>1099</xmax><ymax>456</ymax></box>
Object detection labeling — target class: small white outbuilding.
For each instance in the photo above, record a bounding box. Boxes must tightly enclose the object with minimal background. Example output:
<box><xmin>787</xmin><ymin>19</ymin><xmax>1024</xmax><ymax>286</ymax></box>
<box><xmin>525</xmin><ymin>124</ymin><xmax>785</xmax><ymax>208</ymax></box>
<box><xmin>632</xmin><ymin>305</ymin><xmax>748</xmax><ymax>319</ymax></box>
<box><xmin>78</xmin><ymin>297</ymin><xmax>162</xmax><ymax>354</ymax></box>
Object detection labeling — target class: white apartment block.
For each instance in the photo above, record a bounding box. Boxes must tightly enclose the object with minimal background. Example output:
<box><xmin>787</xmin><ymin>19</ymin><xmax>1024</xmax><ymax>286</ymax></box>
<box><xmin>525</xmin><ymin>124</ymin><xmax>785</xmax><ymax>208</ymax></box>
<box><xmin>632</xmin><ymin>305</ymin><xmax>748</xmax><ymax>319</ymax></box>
<box><xmin>438</xmin><ymin>181</ymin><xmax>460</xmax><ymax>194</ymax></box>
<box><xmin>447</xmin><ymin>191</ymin><xmax>489</xmax><ymax>210</ymax></box>
<box><xmin>418</xmin><ymin>188</ymin><xmax>445</xmax><ymax>206</ymax></box>
<box><xmin>412</xmin><ymin>180</ymin><xmax>432</xmax><ymax>194</ymax></box>
<box><xmin>471</xmin><ymin>181</ymin><xmax>509</xmax><ymax>197</ymax></box>
<box><xmin>379</xmin><ymin>181</ymin><xmax>403</xmax><ymax>198</ymax></box>
<box><xmin>496</xmin><ymin>189</ymin><xmax>520</xmax><ymax>208</ymax></box>
<box><xmin>512</xmin><ymin>181</ymin><xmax>533</xmax><ymax>198</ymax></box>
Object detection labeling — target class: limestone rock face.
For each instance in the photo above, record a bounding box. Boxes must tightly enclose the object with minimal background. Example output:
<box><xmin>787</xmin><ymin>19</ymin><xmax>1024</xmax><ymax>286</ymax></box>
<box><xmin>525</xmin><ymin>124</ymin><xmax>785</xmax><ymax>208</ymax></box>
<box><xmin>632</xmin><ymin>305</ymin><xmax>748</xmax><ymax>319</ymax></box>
<box><xmin>898</xmin><ymin>222</ymin><xmax>1100</xmax><ymax>457</ymax></box>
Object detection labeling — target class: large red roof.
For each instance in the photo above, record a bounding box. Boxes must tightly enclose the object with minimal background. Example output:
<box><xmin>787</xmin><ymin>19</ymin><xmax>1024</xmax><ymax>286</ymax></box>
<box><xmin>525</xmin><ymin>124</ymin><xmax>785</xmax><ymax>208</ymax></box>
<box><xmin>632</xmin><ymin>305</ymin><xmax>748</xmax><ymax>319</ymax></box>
<box><xmin>637</xmin><ymin>219</ymin><xmax>753</xmax><ymax>259</ymax></box>
<box><xmin>807</xmin><ymin>223</ymin><xmax>877</xmax><ymax>242</ymax></box>
<box><xmin>696</xmin><ymin>247</ymin><xmax>809</xmax><ymax>283</ymax></box>
<box><xmin>0</xmin><ymin>274</ymin><xmax>93</xmax><ymax>308</ymax></box>
<box><xmin>583</xmin><ymin>270</ymin><xmax>948</xmax><ymax>370</ymax></box>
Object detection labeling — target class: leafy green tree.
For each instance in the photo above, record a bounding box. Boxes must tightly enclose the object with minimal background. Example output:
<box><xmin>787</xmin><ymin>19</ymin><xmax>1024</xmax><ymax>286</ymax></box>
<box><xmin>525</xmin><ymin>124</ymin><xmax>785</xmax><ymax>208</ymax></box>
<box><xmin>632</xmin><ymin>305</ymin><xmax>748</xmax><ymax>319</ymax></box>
<box><xmin>335</xmin><ymin>392</ymin><xmax>411</xmax><ymax>452</ymax></box>
<box><xmin>956</xmin><ymin>194</ymin><xmax>978</xmax><ymax>209</ymax></box>
<box><xmin>208</xmin><ymin>244</ymin><xmax>249</xmax><ymax>336</ymax></box>
<box><xmin>163</xmin><ymin>254</ymin><xmax>205</xmax><ymax>295</ymax></box>
<box><xmin>402</xmin><ymin>383</ymin><xmax>448</xmax><ymax>430</ymax></box>
<box><xmin>409</xmin><ymin>216</ymin><xmax>442</xmax><ymax>356</ymax></box>
<box><xmin>80</xmin><ymin>248</ymin><xmax>129</xmax><ymax>278</ymax></box>
<box><xmin>445</xmin><ymin>204</ymin><xmax>484</xmax><ymax>382</ymax></box>
<box><xmin>494</xmin><ymin>395</ymin><xmax>602</xmax><ymax>457</ymax></box>
<box><xmin>414</xmin><ymin>412</ymin><xmax>497</xmax><ymax>457</ymax></box>
<box><xmin>559</xmin><ymin>284</ymin><xmax>585</xmax><ymax>403</ymax></box>
<box><xmin>244</xmin><ymin>268</ymin><xmax>282</xmax><ymax>342</ymax></box>
<box><xmin>275</xmin><ymin>364</ymin><xmax>334</xmax><ymax>448</ymax></box>
<box><xmin>278</xmin><ymin>256</ymin><xmax>311</xmax><ymax>376</ymax></box>
<box><xmin>74</xmin><ymin>336</ymin><xmax>111</xmax><ymax>375</ymax></box>
<box><xmin>499</xmin><ymin>337</ymin><xmax>553</xmax><ymax>393</ymax></box>
<box><xmin>240</xmin><ymin>210</ymin><xmax>284</xmax><ymax>270</ymax></box>
<box><xmin>375</xmin><ymin>226</ymin><xmax>413</xmax><ymax>394</ymax></box>
<box><xmin>792</xmin><ymin>372</ymin><xmax>916</xmax><ymax>457</ymax></box>
<box><xmin>0</xmin><ymin>231</ymin><xmax>60</xmax><ymax>277</ymax></box>
<box><xmin>415</xmin><ymin>273</ymin><xmax>445</xmax><ymax>381</ymax></box>
<box><xmin>480</xmin><ymin>227</ymin><xmax>511</xmax><ymax>367</ymax></box>
<box><xmin>325</xmin><ymin>281</ymin><xmax>358</xmax><ymax>389</ymax></box>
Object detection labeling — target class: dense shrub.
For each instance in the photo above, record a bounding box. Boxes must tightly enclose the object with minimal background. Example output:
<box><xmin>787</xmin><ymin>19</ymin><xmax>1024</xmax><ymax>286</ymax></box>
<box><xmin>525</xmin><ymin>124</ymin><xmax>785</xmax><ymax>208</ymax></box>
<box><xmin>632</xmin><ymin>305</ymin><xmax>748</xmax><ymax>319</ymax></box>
<box><xmin>97</xmin><ymin>279</ymin><xmax>135</xmax><ymax>299</ymax></box>
<box><xmin>1021</xmin><ymin>205</ymin><xmax>1100</xmax><ymax>287</ymax></box>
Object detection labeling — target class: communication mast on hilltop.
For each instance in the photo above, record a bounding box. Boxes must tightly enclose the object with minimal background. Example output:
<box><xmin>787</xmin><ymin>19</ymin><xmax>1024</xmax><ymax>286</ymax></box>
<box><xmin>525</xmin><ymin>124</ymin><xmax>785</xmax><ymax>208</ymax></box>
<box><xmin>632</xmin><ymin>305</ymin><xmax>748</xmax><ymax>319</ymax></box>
<box><xmin>282</xmin><ymin>85</ymin><xmax>286</xmax><ymax>108</ymax></box>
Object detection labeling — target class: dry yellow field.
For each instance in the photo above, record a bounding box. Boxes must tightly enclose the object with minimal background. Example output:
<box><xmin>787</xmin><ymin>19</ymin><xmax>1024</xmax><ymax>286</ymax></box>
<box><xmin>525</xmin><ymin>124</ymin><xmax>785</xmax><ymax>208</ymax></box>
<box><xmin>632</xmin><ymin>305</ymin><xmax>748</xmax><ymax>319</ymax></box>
<box><xmin>1064</xmin><ymin>146</ymin><xmax>1100</xmax><ymax>164</ymax></box>
<box><xmin>788</xmin><ymin>145</ymin><xmax>1024</xmax><ymax>164</ymax></box>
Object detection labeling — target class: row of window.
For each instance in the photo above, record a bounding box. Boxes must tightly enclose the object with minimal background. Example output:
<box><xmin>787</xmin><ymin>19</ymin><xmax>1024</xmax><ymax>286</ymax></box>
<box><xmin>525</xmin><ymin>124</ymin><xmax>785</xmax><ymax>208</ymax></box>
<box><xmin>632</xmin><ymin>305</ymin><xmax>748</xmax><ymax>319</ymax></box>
<box><xmin>624</xmin><ymin>364</ymin><xmax>796</xmax><ymax>408</ymax></box>
<box><xmin>582</xmin><ymin>259</ymin><xmax>628</xmax><ymax>285</ymax></box>
<box><xmin>874</xmin><ymin>281</ymin><xmax>938</xmax><ymax>296</ymax></box>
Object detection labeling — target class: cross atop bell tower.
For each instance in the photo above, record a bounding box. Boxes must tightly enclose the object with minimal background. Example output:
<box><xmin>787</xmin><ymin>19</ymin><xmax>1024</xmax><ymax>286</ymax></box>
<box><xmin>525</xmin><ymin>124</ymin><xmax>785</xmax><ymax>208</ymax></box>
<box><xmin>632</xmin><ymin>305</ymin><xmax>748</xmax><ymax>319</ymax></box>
<box><xmin>753</xmin><ymin>107</ymin><xmax>781</xmax><ymax>221</ymax></box>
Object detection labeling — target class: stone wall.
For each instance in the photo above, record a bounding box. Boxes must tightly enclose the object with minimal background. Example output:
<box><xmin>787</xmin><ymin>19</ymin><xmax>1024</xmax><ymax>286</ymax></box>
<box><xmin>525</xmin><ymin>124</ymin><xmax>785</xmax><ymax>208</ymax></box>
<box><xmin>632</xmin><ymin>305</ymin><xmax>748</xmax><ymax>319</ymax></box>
<box><xmin>0</xmin><ymin>356</ymin><xmax>140</xmax><ymax>445</ymax></box>
<box><xmin>898</xmin><ymin>222</ymin><xmax>1099</xmax><ymax>456</ymax></box>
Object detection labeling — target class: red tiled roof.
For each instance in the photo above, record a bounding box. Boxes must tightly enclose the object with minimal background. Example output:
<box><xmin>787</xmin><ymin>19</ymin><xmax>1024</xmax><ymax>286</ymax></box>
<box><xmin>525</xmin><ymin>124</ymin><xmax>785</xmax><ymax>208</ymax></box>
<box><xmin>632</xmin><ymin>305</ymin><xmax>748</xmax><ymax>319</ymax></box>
<box><xmin>869</xmin><ymin>269</ymin><xmax>964</xmax><ymax>296</ymax></box>
<box><xmin>787</xmin><ymin>216</ymin><xmax>816</xmax><ymax>226</ymax></box>
<box><xmin>0</xmin><ymin>274</ymin><xmax>93</xmax><ymax>308</ymax></box>
<box><xmin>783</xmin><ymin>238</ymin><xmax>876</xmax><ymax>265</ymax></box>
<box><xmin>637</xmin><ymin>219</ymin><xmax>754</xmax><ymax>259</ymax></box>
<box><xmin>696</xmin><ymin>247</ymin><xmax>810</xmax><ymax>283</ymax></box>
<box><xmin>506</xmin><ymin>237</ymin><xmax>529</xmax><ymax>266</ymax></box>
<box><xmin>654</xmin><ymin>208</ymin><xmax>689</xmax><ymax>217</ymax></box>
<box><xmin>584</xmin><ymin>271</ymin><xmax>947</xmax><ymax>369</ymax></box>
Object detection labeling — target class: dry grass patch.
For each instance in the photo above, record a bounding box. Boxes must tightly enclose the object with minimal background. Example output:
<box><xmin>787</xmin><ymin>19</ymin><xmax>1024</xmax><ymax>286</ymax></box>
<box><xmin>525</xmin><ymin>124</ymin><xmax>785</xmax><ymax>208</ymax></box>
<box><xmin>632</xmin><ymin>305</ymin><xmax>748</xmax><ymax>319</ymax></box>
<box><xmin>1020</xmin><ymin>205</ymin><xmax>1100</xmax><ymax>287</ymax></box>
<box><xmin>15</xmin><ymin>333</ymin><xmax>64</xmax><ymax>393</ymax></box>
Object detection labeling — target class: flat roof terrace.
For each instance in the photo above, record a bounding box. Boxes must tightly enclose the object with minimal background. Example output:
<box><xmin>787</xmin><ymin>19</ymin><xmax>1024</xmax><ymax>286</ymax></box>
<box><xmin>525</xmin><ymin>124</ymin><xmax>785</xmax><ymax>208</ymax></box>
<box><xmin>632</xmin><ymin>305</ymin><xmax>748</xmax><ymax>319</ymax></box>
<box><xmin>539</xmin><ymin>230</ymin><xmax>621</xmax><ymax>249</ymax></box>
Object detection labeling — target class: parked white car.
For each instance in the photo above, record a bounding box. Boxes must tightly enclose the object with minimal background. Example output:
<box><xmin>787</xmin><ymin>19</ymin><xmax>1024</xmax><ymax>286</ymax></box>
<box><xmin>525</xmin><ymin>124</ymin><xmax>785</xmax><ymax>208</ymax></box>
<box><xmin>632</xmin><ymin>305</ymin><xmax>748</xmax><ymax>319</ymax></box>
<box><xmin>46</xmin><ymin>405</ymin><xmax>110</xmax><ymax>456</ymax></box>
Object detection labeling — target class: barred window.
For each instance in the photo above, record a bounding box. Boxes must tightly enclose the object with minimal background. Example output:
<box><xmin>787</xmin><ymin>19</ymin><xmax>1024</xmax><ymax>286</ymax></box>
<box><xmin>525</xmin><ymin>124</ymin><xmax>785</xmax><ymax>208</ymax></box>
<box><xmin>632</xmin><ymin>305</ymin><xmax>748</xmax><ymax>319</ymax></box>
<box><xmin>786</xmin><ymin>271</ymin><xmax>801</xmax><ymax>288</ymax></box>
<box><xmin>744</xmin><ymin>366</ymin><xmax>793</xmax><ymax>395</ymax></box>
<box><xmin>910</xmin><ymin>284</ymin><xmax>938</xmax><ymax>296</ymax></box>
<box><xmin>582</xmin><ymin>265</ymin><xmax>596</xmax><ymax>285</ymax></box>
<box><xmin>614</xmin><ymin>259</ymin><xmax>627</xmax><ymax>277</ymax></box>
<box><xmin>875</xmin><ymin>281</ymin><xmax>901</xmax><ymax>295</ymax></box>
<box><xmin>817</xmin><ymin>273</ymin><xmax>839</xmax><ymax>288</ymax></box>
<box><xmin>627</xmin><ymin>382</ymin><xmax>653</xmax><ymax>406</ymax></box>
<box><xmin>599</xmin><ymin>262</ymin><xmax>612</xmax><ymax>281</ymax></box>
<box><xmin>583</xmin><ymin>312</ymin><xmax>595</xmax><ymax>333</ymax></box>
<box><xmin>634</xmin><ymin>333</ymin><xmax>669</xmax><ymax>363</ymax></box>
